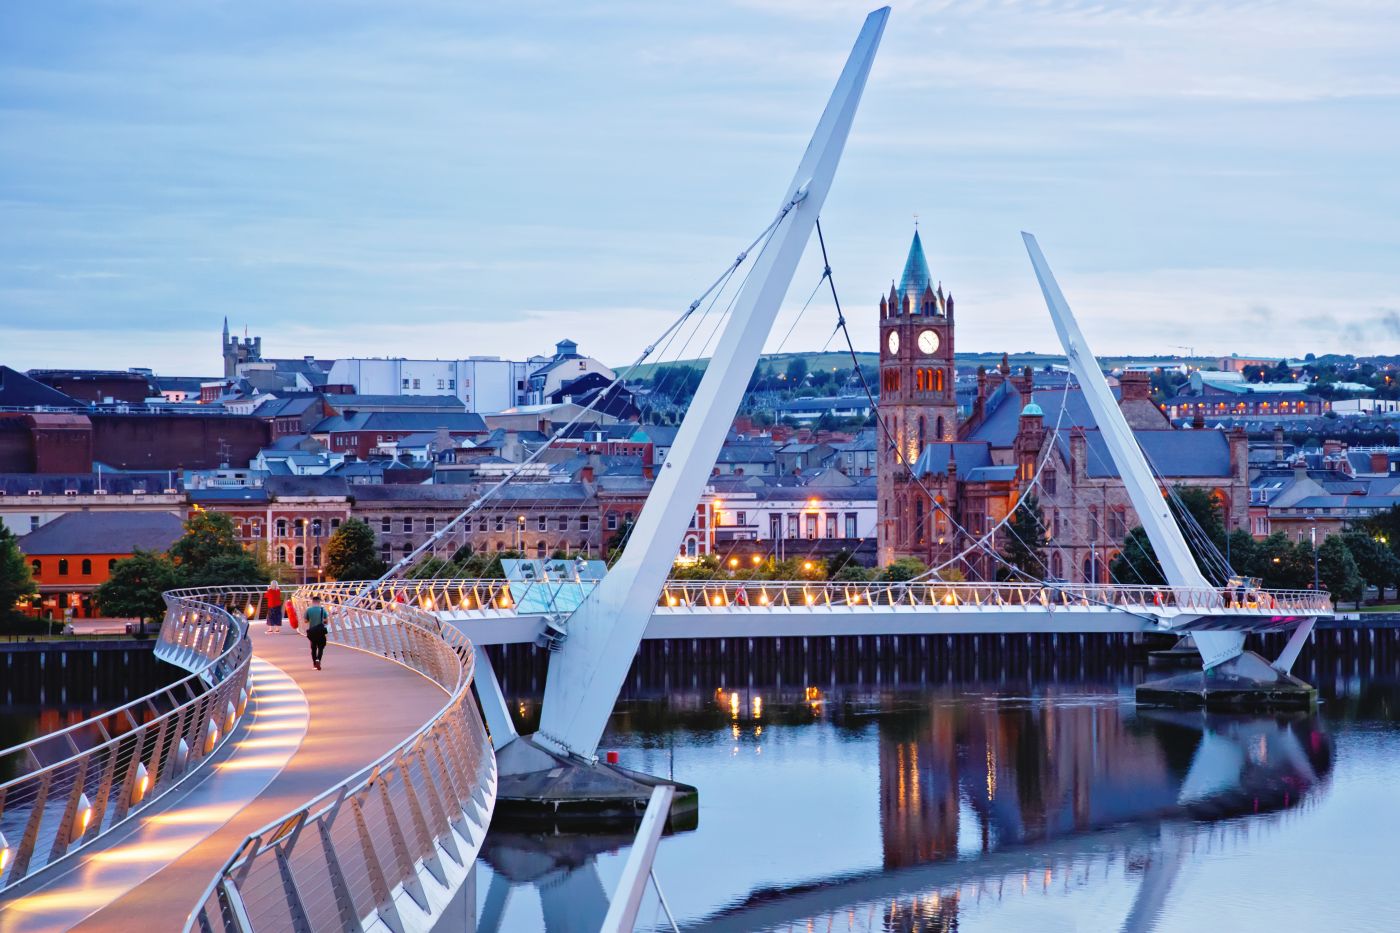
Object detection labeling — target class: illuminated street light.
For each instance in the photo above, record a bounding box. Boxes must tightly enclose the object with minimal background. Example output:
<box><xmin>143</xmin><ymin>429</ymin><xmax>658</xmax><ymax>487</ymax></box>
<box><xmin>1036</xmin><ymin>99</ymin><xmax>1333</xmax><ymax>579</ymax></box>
<box><xmin>131</xmin><ymin>762</ymin><xmax>150</xmax><ymax>805</ymax></box>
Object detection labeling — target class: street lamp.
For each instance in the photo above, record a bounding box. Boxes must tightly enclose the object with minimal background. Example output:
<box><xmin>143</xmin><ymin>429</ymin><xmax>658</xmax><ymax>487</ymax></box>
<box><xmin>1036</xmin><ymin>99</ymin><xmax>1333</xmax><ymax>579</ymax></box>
<box><xmin>297</xmin><ymin>518</ymin><xmax>309</xmax><ymax>585</ymax></box>
<box><xmin>516</xmin><ymin>515</ymin><xmax>526</xmax><ymax>552</ymax></box>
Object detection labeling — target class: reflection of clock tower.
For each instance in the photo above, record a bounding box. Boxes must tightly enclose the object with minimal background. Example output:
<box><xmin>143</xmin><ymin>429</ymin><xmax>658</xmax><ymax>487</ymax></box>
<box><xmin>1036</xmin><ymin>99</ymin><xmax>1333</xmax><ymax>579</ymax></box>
<box><xmin>877</xmin><ymin>229</ymin><xmax>958</xmax><ymax>564</ymax></box>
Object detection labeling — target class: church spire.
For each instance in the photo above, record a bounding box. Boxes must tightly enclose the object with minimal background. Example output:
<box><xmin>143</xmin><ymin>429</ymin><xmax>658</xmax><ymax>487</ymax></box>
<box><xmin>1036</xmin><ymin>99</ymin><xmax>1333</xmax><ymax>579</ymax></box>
<box><xmin>898</xmin><ymin>229</ymin><xmax>931</xmax><ymax>301</ymax></box>
<box><xmin>222</xmin><ymin>316</ymin><xmax>229</xmax><ymax>342</ymax></box>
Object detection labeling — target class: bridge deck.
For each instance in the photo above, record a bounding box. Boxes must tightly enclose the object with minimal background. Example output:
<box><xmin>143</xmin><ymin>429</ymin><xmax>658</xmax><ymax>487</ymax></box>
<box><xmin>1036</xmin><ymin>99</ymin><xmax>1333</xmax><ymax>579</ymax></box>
<box><xmin>0</xmin><ymin>627</ymin><xmax>447</xmax><ymax>933</ymax></box>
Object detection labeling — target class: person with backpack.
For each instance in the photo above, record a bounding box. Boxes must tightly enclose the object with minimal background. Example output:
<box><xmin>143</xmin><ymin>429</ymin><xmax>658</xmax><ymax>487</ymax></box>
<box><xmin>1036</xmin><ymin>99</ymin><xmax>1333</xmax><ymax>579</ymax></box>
<box><xmin>304</xmin><ymin>595</ymin><xmax>330</xmax><ymax>670</ymax></box>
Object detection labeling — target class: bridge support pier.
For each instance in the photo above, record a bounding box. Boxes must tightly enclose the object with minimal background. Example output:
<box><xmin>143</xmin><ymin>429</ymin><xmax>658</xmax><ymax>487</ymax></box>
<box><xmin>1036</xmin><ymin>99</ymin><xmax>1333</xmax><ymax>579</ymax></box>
<box><xmin>1136</xmin><ymin>646</ymin><xmax>1316</xmax><ymax>711</ymax></box>
<box><xmin>491</xmin><ymin>735</ymin><xmax>698</xmax><ymax>830</ymax></box>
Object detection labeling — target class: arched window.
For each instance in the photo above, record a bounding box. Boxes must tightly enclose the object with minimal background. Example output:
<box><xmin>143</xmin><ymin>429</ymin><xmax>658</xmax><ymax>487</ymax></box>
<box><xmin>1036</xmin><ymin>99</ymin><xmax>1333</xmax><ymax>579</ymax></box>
<box><xmin>1051</xmin><ymin>552</ymin><xmax>1063</xmax><ymax>578</ymax></box>
<box><xmin>31</xmin><ymin>559</ymin><xmax>41</xmax><ymax>575</ymax></box>
<box><xmin>277</xmin><ymin>546</ymin><xmax>288</xmax><ymax>564</ymax></box>
<box><xmin>935</xmin><ymin>416</ymin><xmax>944</xmax><ymax>441</ymax></box>
<box><xmin>294</xmin><ymin>546</ymin><xmax>304</xmax><ymax>567</ymax></box>
<box><xmin>935</xmin><ymin>369</ymin><xmax>944</xmax><ymax>392</ymax></box>
<box><xmin>108</xmin><ymin>558</ymin><xmax>117</xmax><ymax>571</ymax></box>
<box><xmin>81</xmin><ymin>558</ymin><xmax>92</xmax><ymax>575</ymax></box>
<box><xmin>918</xmin><ymin>416</ymin><xmax>926</xmax><ymax>451</ymax></box>
<box><xmin>535</xmin><ymin>541</ymin><xmax>547</xmax><ymax>558</ymax></box>
<box><xmin>312</xmin><ymin>546</ymin><xmax>322</xmax><ymax>567</ymax></box>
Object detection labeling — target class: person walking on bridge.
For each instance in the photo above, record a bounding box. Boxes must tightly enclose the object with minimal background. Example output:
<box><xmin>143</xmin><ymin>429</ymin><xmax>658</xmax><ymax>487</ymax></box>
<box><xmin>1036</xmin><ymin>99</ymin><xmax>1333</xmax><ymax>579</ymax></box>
<box><xmin>304</xmin><ymin>595</ymin><xmax>330</xmax><ymax>670</ymax></box>
<box><xmin>263</xmin><ymin>581</ymin><xmax>283</xmax><ymax>634</ymax></box>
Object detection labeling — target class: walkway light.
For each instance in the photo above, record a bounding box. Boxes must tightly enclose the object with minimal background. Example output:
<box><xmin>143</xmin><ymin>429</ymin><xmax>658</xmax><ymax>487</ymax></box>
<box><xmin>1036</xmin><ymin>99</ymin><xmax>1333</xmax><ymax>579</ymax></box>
<box><xmin>224</xmin><ymin>700</ymin><xmax>237</xmax><ymax>734</ymax></box>
<box><xmin>667</xmin><ymin>596</ymin><xmax>678</xmax><ymax>607</ymax></box>
<box><xmin>75</xmin><ymin>793</ymin><xmax>94</xmax><ymax>836</ymax></box>
<box><xmin>728</xmin><ymin>557</ymin><xmax>739</xmax><ymax>569</ymax></box>
<box><xmin>751</xmin><ymin>554</ymin><xmax>762</xmax><ymax>565</ymax></box>
<box><xmin>131</xmin><ymin>762</ymin><xmax>150</xmax><ymax>805</ymax></box>
<box><xmin>204</xmin><ymin>718</ymin><xmax>220</xmax><ymax>755</ymax></box>
<box><xmin>1</xmin><ymin>831</ymin><xmax>10</xmax><ymax>875</ymax></box>
<box><xmin>175</xmin><ymin>738</ymin><xmax>190</xmax><ymax>771</ymax></box>
<box><xmin>711</xmin><ymin>595</ymin><xmax>724</xmax><ymax>606</ymax></box>
<box><xmin>237</xmin><ymin>688</ymin><xmax>249</xmax><ymax>717</ymax></box>
<box><xmin>759</xmin><ymin>593</ymin><xmax>769</xmax><ymax>605</ymax></box>
<box><xmin>803</xmin><ymin>561</ymin><xmax>813</xmax><ymax>571</ymax></box>
<box><xmin>805</xmin><ymin>593</ymin><xmax>816</xmax><ymax>605</ymax></box>
<box><xmin>244</xmin><ymin>604</ymin><xmax>255</xmax><ymax>618</ymax></box>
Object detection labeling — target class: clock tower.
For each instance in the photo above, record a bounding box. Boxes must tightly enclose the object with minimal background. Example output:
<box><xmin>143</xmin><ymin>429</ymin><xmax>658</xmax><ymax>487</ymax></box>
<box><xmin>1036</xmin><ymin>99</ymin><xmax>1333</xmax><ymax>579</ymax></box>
<box><xmin>876</xmin><ymin>228</ymin><xmax>959</xmax><ymax>563</ymax></box>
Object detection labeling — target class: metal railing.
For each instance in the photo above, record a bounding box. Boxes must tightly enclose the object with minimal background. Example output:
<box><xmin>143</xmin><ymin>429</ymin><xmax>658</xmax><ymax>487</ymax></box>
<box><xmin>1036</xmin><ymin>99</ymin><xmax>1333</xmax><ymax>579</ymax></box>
<box><xmin>0</xmin><ymin>587</ymin><xmax>254</xmax><ymax>893</ymax></box>
<box><xmin>184</xmin><ymin>583</ymin><xmax>496</xmax><ymax>933</ymax></box>
<box><xmin>353</xmin><ymin>576</ymin><xmax>1332</xmax><ymax>619</ymax></box>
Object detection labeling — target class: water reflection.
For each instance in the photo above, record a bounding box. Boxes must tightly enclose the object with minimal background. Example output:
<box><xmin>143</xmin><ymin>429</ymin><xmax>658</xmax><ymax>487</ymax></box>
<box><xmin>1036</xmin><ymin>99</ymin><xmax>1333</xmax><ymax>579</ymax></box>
<box><xmin>476</xmin><ymin>681</ymin><xmax>1333</xmax><ymax>933</ymax></box>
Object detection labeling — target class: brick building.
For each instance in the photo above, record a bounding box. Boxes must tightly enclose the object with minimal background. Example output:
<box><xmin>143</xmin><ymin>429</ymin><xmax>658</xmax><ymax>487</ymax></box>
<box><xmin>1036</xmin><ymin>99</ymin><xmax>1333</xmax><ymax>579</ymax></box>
<box><xmin>17</xmin><ymin>510</ymin><xmax>184</xmax><ymax>618</ymax></box>
<box><xmin>876</xmin><ymin>230</ymin><xmax>1250</xmax><ymax>581</ymax></box>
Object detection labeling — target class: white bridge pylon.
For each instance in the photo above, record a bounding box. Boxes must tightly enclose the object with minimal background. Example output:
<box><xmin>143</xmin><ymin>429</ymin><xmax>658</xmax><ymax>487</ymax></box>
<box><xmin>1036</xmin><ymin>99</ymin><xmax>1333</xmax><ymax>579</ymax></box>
<box><xmin>532</xmin><ymin>7</ymin><xmax>892</xmax><ymax>760</ymax></box>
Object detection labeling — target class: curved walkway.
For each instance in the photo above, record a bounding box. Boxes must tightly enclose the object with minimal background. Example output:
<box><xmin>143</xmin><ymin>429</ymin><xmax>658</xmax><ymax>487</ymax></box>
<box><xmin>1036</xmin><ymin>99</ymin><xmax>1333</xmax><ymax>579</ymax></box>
<box><xmin>0</xmin><ymin>627</ymin><xmax>448</xmax><ymax>933</ymax></box>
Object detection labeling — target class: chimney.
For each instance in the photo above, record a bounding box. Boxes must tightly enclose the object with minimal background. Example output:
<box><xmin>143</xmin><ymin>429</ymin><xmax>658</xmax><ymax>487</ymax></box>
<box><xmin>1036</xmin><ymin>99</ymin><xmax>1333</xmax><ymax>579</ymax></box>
<box><xmin>1323</xmin><ymin>438</ymin><xmax>1344</xmax><ymax>458</ymax></box>
<box><xmin>1272</xmin><ymin>424</ymin><xmax>1286</xmax><ymax>459</ymax></box>
<box><xmin>1119</xmin><ymin>370</ymin><xmax>1151</xmax><ymax>402</ymax></box>
<box><xmin>1191</xmin><ymin>410</ymin><xmax>1205</xmax><ymax>430</ymax></box>
<box><xmin>1371</xmin><ymin>452</ymin><xmax>1389</xmax><ymax>474</ymax></box>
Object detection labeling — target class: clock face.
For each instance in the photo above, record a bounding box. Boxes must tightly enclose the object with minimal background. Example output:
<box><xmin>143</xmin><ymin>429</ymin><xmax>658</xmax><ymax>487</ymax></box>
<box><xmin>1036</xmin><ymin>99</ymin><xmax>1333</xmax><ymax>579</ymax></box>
<box><xmin>886</xmin><ymin>330</ymin><xmax>900</xmax><ymax>355</ymax></box>
<box><xmin>918</xmin><ymin>329</ymin><xmax>940</xmax><ymax>355</ymax></box>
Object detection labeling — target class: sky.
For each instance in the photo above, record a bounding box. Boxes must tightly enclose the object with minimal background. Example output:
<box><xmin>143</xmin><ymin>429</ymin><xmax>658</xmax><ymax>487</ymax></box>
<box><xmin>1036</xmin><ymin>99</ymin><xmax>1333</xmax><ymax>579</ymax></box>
<box><xmin>3</xmin><ymin>0</ymin><xmax>1400</xmax><ymax>375</ymax></box>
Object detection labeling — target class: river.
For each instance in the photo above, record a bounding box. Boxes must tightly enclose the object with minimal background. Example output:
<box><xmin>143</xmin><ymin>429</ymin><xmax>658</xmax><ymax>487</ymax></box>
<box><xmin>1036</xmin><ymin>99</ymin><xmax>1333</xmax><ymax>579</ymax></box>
<box><xmin>474</xmin><ymin>641</ymin><xmax>1399</xmax><ymax>932</ymax></box>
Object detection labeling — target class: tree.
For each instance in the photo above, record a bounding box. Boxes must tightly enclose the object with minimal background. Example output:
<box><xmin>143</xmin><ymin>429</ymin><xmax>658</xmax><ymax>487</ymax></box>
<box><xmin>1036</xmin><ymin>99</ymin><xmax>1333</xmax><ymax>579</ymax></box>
<box><xmin>1249</xmin><ymin>533</ymin><xmax>1315</xmax><ymax>590</ymax></box>
<box><xmin>785</xmin><ymin>356</ymin><xmax>808</xmax><ymax>385</ymax></box>
<box><xmin>1318</xmin><ymin>535</ymin><xmax>1364</xmax><ymax>606</ymax></box>
<box><xmin>325</xmin><ymin>519</ymin><xmax>387</xmax><ymax>581</ymax></box>
<box><xmin>179</xmin><ymin>550</ymin><xmax>271</xmax><ymax>589</ymax></box>
<box><xmin>1341</xmin><ymin>531</ymin><xmax>1400</xmax><ymax>601</ymax></box>
<box><xmin>1106</xmin><ymin>486</ymin><xmax>1229</xmax><ymax>585</ymax></box>
<box><xmin>0</xmin><ymin>525</ymin><xmax>37</xmax><ymax>618</ymax></box>
<box><xmin>96</xmin><ymin>549</ymin><xmax>178</xmax><ymax>629</ymax></box>
<box><xmin>832</xmin><ymin>562</ymin><xmax>872</xmax><ymax>582</ymax></box>
<box><xmin>169</xmin><ymin>509</ymin><xmax>242</xmax><ymax>570</ymax></box>
<box><xmin>878</xmin><ymin>557</ymin><xmax>928</xmax><ymax>582</ymax></box>
<box><xmin>999</xmin><ymin>494</ymin><xmax>1048</xmax><ymax>580</ymax></box>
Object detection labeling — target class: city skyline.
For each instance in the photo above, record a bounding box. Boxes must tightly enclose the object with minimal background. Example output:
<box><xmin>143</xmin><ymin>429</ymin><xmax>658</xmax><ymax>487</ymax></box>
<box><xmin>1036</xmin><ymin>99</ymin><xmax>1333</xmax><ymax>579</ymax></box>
<box><xmin>5</xmin><ymin>1</ymin><xmax>1400</xmax><ymax>369</ymax></box>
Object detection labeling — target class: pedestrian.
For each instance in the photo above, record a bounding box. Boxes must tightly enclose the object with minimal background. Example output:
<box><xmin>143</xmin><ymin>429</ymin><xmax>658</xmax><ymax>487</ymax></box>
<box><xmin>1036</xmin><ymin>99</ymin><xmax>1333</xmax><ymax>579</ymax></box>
<box><xmin>264</xmin><ymin>581</ymin><xmax>283</xmax><ymax>634</ymax></box>
<box><xmin>304</xmin><ymin>595</ymin><xmax>330</xmax><ymax>670</ymax></box>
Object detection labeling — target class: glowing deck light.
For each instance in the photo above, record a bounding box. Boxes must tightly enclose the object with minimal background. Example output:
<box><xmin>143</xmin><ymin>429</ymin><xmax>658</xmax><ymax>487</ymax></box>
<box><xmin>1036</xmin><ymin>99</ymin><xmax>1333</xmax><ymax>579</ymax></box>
<box><xmin>1</xmin><ymin>831</ymin><xmax>10</xmax><ymax>875</ymax></box>
<box><xmin>751</xmin><ymin>554</ymin><xmax>762</xmax><ymax>565</ymax></box>
<box><xmin>667</xmin><ymin>596</ymin><xmax>679</xmax><ymax>607</ymax></box>
<box><xmin>174</xmin><ymin>738</ymin><xmax>190</xmax><ymax>771</ymax></box>
<box><xmin>803</xmin><ymin>561</ymin><xmax>814</xmax><ymax>571</ymax></box>
<box><xmin>758</xmin><ymin>593</ymin><xmax>769</xmax><ymax>605</ymax></box>
<box><xmin>711</xmin><ymin>595</ymin><xmax>724</xmax><ymax>606</ymax></box>
<box><xmin>237</xmin><ymin>688</ymin><xmax>249</xmax><ymax>717</ymax></box>
<box><xmin>131</xmin><ymin>762</ymin><xmax>151</xmax><ymax>805</ymax></box>
<box><xmin>224</xmin><ymin>700</ymin><xmax>237</xmax><ymax>733</ymax></box>
<box><xmin>204</xmin><ymin>718</ymin><xmax>220</xmax><ymax>754</ymax></box>
<box><xmin>244</xmin><ymin>604</ymin><xmax>255</xmax><ymax>618</ymax></box>
<box><xmin>75</xmin><ymin>793</ymin><xmax>94</xmax><ymax>836</ymax></box>
<box><xmin>728</xmin><ymin>557</ymin><xmax>739</xmax><ymax>568</ymax></box>
<box><xmin>805</xmin><ymin>594</ymin><xmax>816</xmax><ymax>605</ymax></box>
<box><xmin>943</xmin><ymin>592</ymin><xmax>957</xmax><ymax>605</ymax></box>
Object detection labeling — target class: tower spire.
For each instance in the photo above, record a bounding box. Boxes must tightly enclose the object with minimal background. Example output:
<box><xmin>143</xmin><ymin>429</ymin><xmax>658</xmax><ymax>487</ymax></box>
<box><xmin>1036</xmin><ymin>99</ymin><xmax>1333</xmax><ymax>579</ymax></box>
<box><xmin>899</xmin><ymin>228</ymin><xmax>931</xmax><ymax>300</ymax></box>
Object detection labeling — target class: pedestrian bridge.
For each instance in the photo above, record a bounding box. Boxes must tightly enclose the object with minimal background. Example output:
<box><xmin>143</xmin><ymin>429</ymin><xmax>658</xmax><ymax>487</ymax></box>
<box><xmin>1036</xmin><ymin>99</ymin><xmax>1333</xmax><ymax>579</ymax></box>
<box><xmin>315</xmin><ymin>578</ymin><xmax>1330</xmax><ymax>648</ymax></box>
<box><xmin>0</xmin><ymin>585</ymin><xmax>496</xmax><ymax>933</ymax></box>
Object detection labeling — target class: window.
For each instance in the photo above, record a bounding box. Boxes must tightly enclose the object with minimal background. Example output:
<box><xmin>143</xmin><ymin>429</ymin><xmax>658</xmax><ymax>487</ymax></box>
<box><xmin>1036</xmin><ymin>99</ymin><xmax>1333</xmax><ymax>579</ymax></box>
<box><xmin>381</xmin><ymin>543</ymin><xmax>391</xmax><ymax>562</ymax></box>
<box><xmin>330</xmin><ymin>518</ymin><xmax>341</xmax><ymax>531</ymax></box>
<box><xmin>624</xmin><ymin>512</ymin><xmax>634</xmax><ymax>523</ymax></box>
<box><xmin>1108</xmin><ymin>509</ymin><xmax>1126</xmax><ymax>540</ymax></box>
<box><xmin>478</xmin><ymin>516</ymin><xmax>488</xmax><ymax>532</ymax></box>
<box><xmin>825</xmin><ymin>514</ymin><xmax>837</xmax><ymax>538</ymax></box>
<box><xmin>312</xmin><ymin>519</ymin><xmax>323</xmax><ymax>537</ymax></box>
<box><xmin>787</xmin><ymin>514</ymin><xmax>799</xmax><ymax>538</ymax></box>
<box><xmin>29</xmin><ymin>515</ymin><xmax>39</xmax><ymax>531</ymax></box>
<box><xmin>1044</xmin><ymin>470</ymin><xmax>1057</xmax><ymax>494</ymax></box>
<box><xmin>412</xmin><ymin>378</ymin><xmax>421</xmax><ymax>389</ymax></box>
<box><xmin>607</xmin><ymin>514</ymin><xmax>619</xmax><ymax>531</ymax></box>
<box><xmin>401</xmin><ymin>543</ymin><xmax>412</xmax><ymax>555</ymax></box>
<box><xmin>736</xmin><ymin>511</ymin><xmax>746</xmax><ymax>526</ymax></box>
<box><xmin>448</xmin><ymin>379</ymin><xmax>455</xmax><ymax>390</ymax></box>
<box><xmin>557</xmin><ymin>516</ymin><xmax>568</xmax><ymax>532</ymax></box>
<box><xmin>771</xmin><ymin>515</ymin><xmax>782</xmax><ymax>539</ymax></box>
<box><xmin>845</xmin><ymin>513</ymin><xmax>857</xmax><ymax>538</ymax></box>
<box><xmin>806</xmin><ymin>514</ymin><xmax>817</xmax><ymax>539</ymax></box>
<box><xmin>537</xmin><ymin>515</ymin><xmax>547</xmax><ymax>532</ymax></box>
<box><xmin>579</xmin><ymin>515</ymin><xmax>590</xmax><ymax>530</ymax></box>
<box><xmin>437</xmin><ymin>378</ymin><xmax>445</xmax><ymax>390</ymax></box>
<box><xmin>402</xmin><ymin>378</ymin><xmax>410</xmax><ymax>389</ymax></box>
<box><xmin>313</xmin><ymin>545</ymin><xmax>321</xmax><ymax>567</ymax></box>
<box><xmin>403</xmin><ymin>517</ymin><xmax>413</xmax><ymax>533</ymax></box>
<box><xmin>495</xmin><ymin>516</ymin><xmax>505</xmax><ymax>532</ymax></box>
<box><xmin>277</xmin><ymin>518</ymin><xmax>288</xmax><ymax>537</ymax></box>
<box><xmin>31</xmin><ymin>559</ymin><xmax>41</xmax><ymax>575</ymax></box>
<box><xmin>277</xmin><ymin>546</ymin><xmax>288</xmax><ymax>564</ymax></box>
<box><xmin>81</xmin><ymin>558</ymin><xmax>92</xmax><ymax>575</ymax></box>
<box><xmin>425</xmin><ymin>517</ymin><xmax>436</xmax><ymax>533</ymax></box>
<box><xmin>294</xmin><ymin>547</ymin><xmax>304</xmax><ymax>567</ymax></box>
<box><xmin>108</xmin><ymin>558</ymin><xmax>117</xmax><ymax>571</ymax></box>
<box><xmin>57</xmin><ymin>558</ymin><xmax>69</xmax><ymax>576</ymax></box>
<box><xmin>1089</xmin><ymin>507</ymin><xmax>1100</xmax><ymax>540</ymax></box>
<box><xmin>535</xmin><ymin>541</ymin><xmax>547</xmax><ymax>558</ymax></box>
<box><xmin>381</xmin><ymin>516</ymin><xmax>391</xmax><ymax>533</ymax></box>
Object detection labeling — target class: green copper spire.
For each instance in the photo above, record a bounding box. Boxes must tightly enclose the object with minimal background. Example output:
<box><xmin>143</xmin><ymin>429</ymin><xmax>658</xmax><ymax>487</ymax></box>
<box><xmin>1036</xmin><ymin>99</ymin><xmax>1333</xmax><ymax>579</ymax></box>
<box><xmin>899</xmin><ymin>229</ymin><xmax>931</xmax><ymax>300</ymax></box>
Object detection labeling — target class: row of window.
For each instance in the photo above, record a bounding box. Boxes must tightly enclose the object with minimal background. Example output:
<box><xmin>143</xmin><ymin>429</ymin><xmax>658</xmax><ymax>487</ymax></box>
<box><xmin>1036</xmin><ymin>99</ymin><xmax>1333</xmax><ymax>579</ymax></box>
<box><xmin>400</xmin><ymin>377</ymin><xmax>471</xmax><ymax>391</ymax></box>
<box><xmin>244</xmin><ymin>518</ymin><xmax>343</xmax><ymax>539</ymax></box>
<box><xmin>765</xmin><ymin>512</ymin><xmax>861</xmax><ymax>540</ymax></box>
<box><xmin>379</xmin><ymin>541</ymin><xmax>590</xmax><ymax>561</ymax></box>
<box><xmin>30</xmin><ymin>558</ymin><xmax>114</xmax><ymax>577</ymax></box>
<box><xmin>274</xmin><ymin>545</ymin><xmax>321</xmax><ymax>567</ymax></box>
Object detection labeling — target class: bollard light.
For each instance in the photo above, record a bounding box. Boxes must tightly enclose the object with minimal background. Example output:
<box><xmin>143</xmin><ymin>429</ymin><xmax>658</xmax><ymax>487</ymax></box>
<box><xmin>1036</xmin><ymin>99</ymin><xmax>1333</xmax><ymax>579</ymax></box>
<box><xmin>131</xmin><ymin>762</ymin><xmax>151</xmax><ymax>805</ymax></box>
<box><xmin>204</xmin><ymin>718</ymin><xmax>220</xmax><ymax>755</ymax></box>
<box><xmin>75</xmin><ymin>793</ymin><xmax>94</xmax><ymax>836</ymax></box>
<box><xmin>175</xmin><ymin>737</ymin><xmax>190</xmax><ymax>771</ymax></box>
<box><xmin>224</xmin><ymin>700</ymin><xmax>237</xmax><ymax>734</ymax></box>
<box><xmin>237</xmin><ymin>688</ymin><xmax>249</xmax><ymax>717</ymax></box>
<box><xmin>1</xmin><ymin>830</ymin><xmax>10</xmax><ymax>876</ymax></box>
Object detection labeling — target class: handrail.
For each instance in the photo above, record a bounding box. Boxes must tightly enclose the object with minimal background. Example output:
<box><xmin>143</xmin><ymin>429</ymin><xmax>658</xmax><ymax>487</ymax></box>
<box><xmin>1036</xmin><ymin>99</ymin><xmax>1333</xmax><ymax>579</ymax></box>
<box><xmin>347</xmin><ymin>576</ymin><xmax>1333</xmax><ymax>618</ymax></box>
<box><xmin>183</xmin><ymin>583</ymin><xmax>496</xmax><ymax>933</ymax></box>
<box><xmin>0</xmin><ymin>587</ymin><xmax>254</xmax><ymax>893</ymax></box>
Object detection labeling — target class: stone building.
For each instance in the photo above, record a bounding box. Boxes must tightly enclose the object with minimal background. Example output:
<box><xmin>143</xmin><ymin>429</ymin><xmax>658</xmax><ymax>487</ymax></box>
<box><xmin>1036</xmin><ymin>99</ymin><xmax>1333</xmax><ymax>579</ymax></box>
<box><xmin>876</xmin><ymin>231</ymin><xmax>1250</xmax><ymax>582</ymax></box>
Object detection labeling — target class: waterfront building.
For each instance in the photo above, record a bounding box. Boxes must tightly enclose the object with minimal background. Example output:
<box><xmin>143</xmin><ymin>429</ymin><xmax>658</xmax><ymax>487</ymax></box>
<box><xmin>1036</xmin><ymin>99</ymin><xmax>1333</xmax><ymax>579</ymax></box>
<box><xmin>17</xmin><ymin>510</ymin><xmax>184</xmax><ymax>618</ymax></box>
